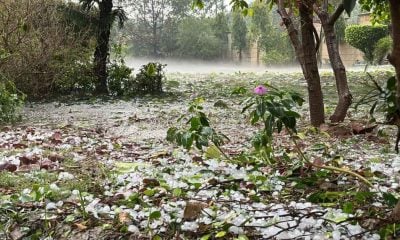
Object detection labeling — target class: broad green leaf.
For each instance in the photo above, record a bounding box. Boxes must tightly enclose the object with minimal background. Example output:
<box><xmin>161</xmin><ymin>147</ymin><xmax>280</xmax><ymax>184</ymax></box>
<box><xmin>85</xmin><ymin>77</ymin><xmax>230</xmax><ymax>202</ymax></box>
<box><xmin>383</xmin><ymin>192</ymin><xmax>398</xmax><ymax>207</ymax></box>
<box><xmin>172</xmin><ymin>188</ymin><xmax>182</xmax><ymax>197</ymax></box>
<box><xmin>205</xmin><ymin>145</ymin><xmax>222</xmax><ymax>159</ymax></box>
<box><xmin>200</xmin><ymin>234</ymin><xmax>211</xmax><ymax>240</ymax></box>
<box><xmin>144</xmin><ymin>189</ymin><xmax>155</xmax><ymax>197</ymax></box>
<box><xmin>149</xmin><ymin>211</ymin><xmax>161</xmax><ymax>220</ymax></box>
<box><xmin>215</xmin><ymin>231</ymin><xmax>227</xmax><ymax>238</ymax></box>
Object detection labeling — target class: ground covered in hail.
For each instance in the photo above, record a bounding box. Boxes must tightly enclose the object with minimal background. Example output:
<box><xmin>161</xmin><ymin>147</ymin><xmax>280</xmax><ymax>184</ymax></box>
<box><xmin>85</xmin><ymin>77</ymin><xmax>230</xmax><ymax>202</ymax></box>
<box><xmin>1</xmin><ymin>69</ymin><xmax>400</xmax><ymax>239</ymax></box>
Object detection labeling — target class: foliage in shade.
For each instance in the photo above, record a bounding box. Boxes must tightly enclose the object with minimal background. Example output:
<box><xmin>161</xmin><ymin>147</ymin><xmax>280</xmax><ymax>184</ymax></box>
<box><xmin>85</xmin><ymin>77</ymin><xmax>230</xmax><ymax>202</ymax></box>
<box><xmin>0</xmin><ymin>79</ymin><xmax>25</xmax><ymax>124</ymax></box>
<box><xmin>374</xmin><ymin>36</ymin><xmax>392</xmax><ymax>64</ymax></box>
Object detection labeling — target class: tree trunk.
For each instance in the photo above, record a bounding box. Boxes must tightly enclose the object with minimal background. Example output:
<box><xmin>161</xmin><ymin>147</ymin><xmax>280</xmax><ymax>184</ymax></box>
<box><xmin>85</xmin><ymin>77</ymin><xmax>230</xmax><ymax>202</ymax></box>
<box><xmin>93</xmin><ymin>0</ymin><xmax>113</xmax><ymax>95</ymax></box>
<box><xmin>277</xmin><ymin>0</ymin><xmax>325</xmax><ymax>126</ymax></box>
<box><xmin>317</xmin><ymin>8</ymin><xmax>352</xmax><ymax>122</ymax></box>
<box><xmin>388</xmin><ymin>0</ymin><xmax>400</xmax><ymax>222</ymax></box>
<box><xmin>299</xmin><ymin>0</ymin><xmax>325</xmax><ymax>126</ymax></box>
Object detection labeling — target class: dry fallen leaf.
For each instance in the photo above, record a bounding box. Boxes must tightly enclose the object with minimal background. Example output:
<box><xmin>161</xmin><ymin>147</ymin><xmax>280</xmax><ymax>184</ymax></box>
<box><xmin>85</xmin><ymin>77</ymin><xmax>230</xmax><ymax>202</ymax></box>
<box><xmin>118</xmin><ymin>212</ymin><xmax>131</xmax><ymax>224</ymax></box>
<box><xmin>74</xmin><ymin>222</ymin><xmax>88</xmax><ymax>231</ymax></box>
<box><xmin>183</xmin><ymin>201</ymin><xmax>208</xmax><ymax>220</ymax></box>
<box><xmin>0</xmin><ymin>163</ymin><xmax>17</xmax><ymax>172</ymax></box>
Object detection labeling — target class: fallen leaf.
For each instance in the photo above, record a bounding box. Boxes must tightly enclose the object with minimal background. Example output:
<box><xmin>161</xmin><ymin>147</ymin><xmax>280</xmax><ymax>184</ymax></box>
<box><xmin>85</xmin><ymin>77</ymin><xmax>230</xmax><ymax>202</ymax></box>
<box><xmin>183</xmin><ymin>201</ymin><xmax>208</xmax><ymax>220</ymax></box>
<box><xmin>118</xmin><ymin>212</ymin><xmax>131</xmax><ymax>224</ymax></box>
<box><xmin>74</xmin><ymin>222</ymin><xmax>88</xmax><ymax>231</ymax></box>
<box><xmin>143</xmin><ymin>178</ymin><xmax>160</xmax><ymax>188</ymax></box>
<box><xmin>48</xmin><ymin>153</ymin><xmax>65</xmax><ymax>162</ymax></box>
<box><xmin>19</xmin><ymin>155</ymin><xmax>38</xmax><ymax>165</ymax></box>
<box><xmin>0</xmin><ymin>163</ymin><xmax>17</xmax><ymax>172</ymax></box>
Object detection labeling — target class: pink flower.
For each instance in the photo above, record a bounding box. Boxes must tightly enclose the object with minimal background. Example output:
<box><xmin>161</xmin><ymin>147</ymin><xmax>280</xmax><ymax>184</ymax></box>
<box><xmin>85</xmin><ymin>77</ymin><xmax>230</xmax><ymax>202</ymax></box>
<box><xmin>253</xmin><ymin>85</ymin><xmax>268</xmax><ymax>95</ymax></box>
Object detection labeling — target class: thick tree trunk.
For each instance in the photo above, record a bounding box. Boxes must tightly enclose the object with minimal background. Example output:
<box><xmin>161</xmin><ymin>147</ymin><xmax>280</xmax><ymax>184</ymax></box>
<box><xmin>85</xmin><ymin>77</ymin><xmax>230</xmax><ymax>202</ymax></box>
<box><xmin>277</xmin><ymin>0</ymin><xmax>325</xmax><ymax>126</ymax></box>
<box><xmin>299</xmin><ymin>0</ymin><xmax>325</xmax><ymax>126</ymax></box>
<box><xmin>317</xmin><ymin>8</ymin><xmax>352</xmax><ymax>122</ymax></box>
<box><xmin>93</xmin><ymin>0</ymin><xmax>113</xmax><ymax>95</ymax></box>
<box><xmin>388</xmin><ymin>0</ymin><xmax>400</xmax><ymax>222</ymax></box>
<box><xmin>389</xmin><ymin>0</ymin><xmax>400</xmax><ymax>111</ymax></box>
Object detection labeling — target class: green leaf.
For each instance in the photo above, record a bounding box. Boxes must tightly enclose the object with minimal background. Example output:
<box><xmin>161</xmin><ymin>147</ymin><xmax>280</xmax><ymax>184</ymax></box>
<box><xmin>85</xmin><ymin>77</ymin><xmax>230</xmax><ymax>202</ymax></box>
<box><xmin>152</xmin><ymin>235</ymin><xmax>162</xmax><ymax>240</ymax></box>
<box><xmin>144</xmin><ymin>189</ymin><xmax>155</xmax><ymax>197</ymax></box>
<box><xmin>192</xmin><ymin>0</ymin><xmax>204</xmax><ymax>9</ymax></box>
<box><xmin>237</xmin><ymin>235</ymin><xmax>249</xmax><ymax>240</ymax></box>
<box><xmin>114</xmin><ymin>162</ymin><xmax>149</xmax><ymax>173</ymax></box>
<box><xmin>190</xmin><ymin>117</ymin><xmax>202</xmax><ymax>131</ymax></box>
<box><xmin>181</xmin><ymin>132</ymin><xmax>194</xmax><ymax>149</ymax></box>
<box><xmin>146</xmin><ymin>63</ymin><xmax>156</xmax><ymax>76</ymax></box>
<box><xmin>383</xmin><ymin>192</ymin><xmax>398</xmax><ymax>208</ymax></box>
<box><xmin>343</xmin><ymin>0</ymin><xmax>356</xmax><ymax>16</ymax></box>
<box><xmin>215</xmin><ymin>231</ymin><xmax>227</xmax><ymax>238</ymax></box>
<box><xmin>166</xmin><ymin>127</ymin><xmax>178</xmax><ymax>142</ymax></box>
<box><xmin>200</xmin><ymin>234</ymin><xmax>211</xmax><ymax>240</ymax></box>
<box><xmin>149</xmin><ymin>211</ymin><xmax>161</xmax><ymax>220</ymax></box>
<box><xmin>342</xmin><ymin>202</ymin><xmax>354</xmax><ymax>214</ymax></box>
<box><xmin>172</xmin><ymin>188</ymin><xmax>182</xmax><ymax>197</ymax></box>
<box><xmin>205</xmin><ymin>145</ymin><xmax>222</xmax><ymax>159</ymax></box>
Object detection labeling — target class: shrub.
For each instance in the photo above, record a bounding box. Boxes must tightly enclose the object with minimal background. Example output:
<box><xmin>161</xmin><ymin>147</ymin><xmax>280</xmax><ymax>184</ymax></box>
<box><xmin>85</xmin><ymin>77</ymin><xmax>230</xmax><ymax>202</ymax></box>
<box><xmin>345</xmin><ymin>24</ymin><xmax>389</xmax><ymax>63</ymax></box>
<box><xmin>131</xmin><ymin>63</ymin><xmax>165</xmax><ymax>95</ymax></box>
<box><xmin>0</xmin><ymin>0</ymin><xmax>95</xmax><ymax>99</ymax></box>
<box><xmin>374</xmin><ymin>36</ymin><xmax>392</xmax><ymax>64</ymax></box>
<box><xmin>54</xmin><ymin>61</ymin><xmax>96</xmax><ymax>95</ymax></box>
<box><xmin>108</xmin><ymin>62</ymin><xmax>133</xmax><ymax>97</ymax></box>
<box><xmin>0</xmin><ymin>78</ymin><xmax>25</xmax><ymax>124</ymax></box>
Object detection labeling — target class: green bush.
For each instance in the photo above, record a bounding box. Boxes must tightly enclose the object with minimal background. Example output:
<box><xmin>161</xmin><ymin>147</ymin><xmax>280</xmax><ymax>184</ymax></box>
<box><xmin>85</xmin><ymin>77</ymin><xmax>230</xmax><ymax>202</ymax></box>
<box><xmin>54</xmin><ymin>61</ymin><xmax>96</xmax><ymax>95</ymax></box>
<box><xmin>0</xmin><ymin>78</ymin><xmax>25</xmax><ymax>124</ymax></box>
<box><xmin>345</xmin><ymin>24</ymin><xmax>389</xmax><ymax>63</ymax></box>
<box><xmin>373</xmin><ymin>36</ymin><xmax>392</xmax><ymax>64</ymax></box>
<box><xmin>131</xmin><ymin>63</ymin><xmax>165</xmax><ymax>95</ymax></box>
<box><xmin>108</xmin><ymin>61</ymin><xmax>133</xmax><ymax>97</ymax></box>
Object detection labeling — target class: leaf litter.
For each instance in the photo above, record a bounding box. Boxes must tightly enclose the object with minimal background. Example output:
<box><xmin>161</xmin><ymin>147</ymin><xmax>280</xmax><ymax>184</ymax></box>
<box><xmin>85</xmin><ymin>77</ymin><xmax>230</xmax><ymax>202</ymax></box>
<box><xmin>0</xmin><ymin>70</ymin><xmax>399</xmax><ymax>239</ymax></box>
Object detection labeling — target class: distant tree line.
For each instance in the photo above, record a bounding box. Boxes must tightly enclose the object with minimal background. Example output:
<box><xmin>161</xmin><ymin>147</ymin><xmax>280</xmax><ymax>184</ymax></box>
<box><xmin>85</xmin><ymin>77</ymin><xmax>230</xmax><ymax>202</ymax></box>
<box><xmin>121</xmin><ymin>0</ymin><xmax>295</xmax><ymax>63</ymax></box>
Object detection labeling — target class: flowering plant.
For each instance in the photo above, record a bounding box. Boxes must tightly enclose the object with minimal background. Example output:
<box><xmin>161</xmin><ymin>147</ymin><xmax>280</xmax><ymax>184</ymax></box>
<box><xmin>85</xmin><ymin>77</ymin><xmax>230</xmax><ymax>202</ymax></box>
<box><xmin>242</xmin><ymin>84</ymin><xmax>304</xmax><ymax>162</ymax></box>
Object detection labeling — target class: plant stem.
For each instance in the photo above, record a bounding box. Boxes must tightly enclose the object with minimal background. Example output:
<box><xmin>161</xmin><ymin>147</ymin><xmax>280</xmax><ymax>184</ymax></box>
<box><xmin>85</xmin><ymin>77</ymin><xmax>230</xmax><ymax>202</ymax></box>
<box><xmin>214</xmin><ymin>144</ymin><xmax>230</xmax><ymax>161</ymax></box>
<box><xmin>291</xmin><ymin>134</ymin><xmax>373</xmax><ymax>187</ymax></box>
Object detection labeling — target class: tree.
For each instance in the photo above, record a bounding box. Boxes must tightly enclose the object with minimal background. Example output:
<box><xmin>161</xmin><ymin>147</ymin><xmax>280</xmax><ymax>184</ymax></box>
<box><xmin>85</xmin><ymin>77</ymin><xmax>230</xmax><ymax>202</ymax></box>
<box><xmin>313</xmin><ymin>0</ymin><xmax>355</xmax><ymax>122</ymax></box>
<box><xmin>232</xmin><ymin>10</ymin><xmax>248</xmax><ymax>62</ymax></box>
<box><xmin>359</xmin><ymin>0</ymin><xmax>400</xmax><ymax>221</ymax></box>
<box><xmin>212</xmin><ymin>13</ymin><xmax>230</xmax><ymax>59</ymax></box>
<box><xmin>250</xmin><ymin>1</ymin><xmax>295</xmax><ymax>65</ymax></box>
<box><xmin>275</xmin><ymin>0</ymin><xmax>325</xmax><ymax>126</ymax></box>
<box><xmin>176</xmin><ymin>17</ymin><xmax>224</xmax><ymax>59</ymax></box>
<box><xmin>80</xmin><ymin>0</ymin><xmax>127</xmax><ymax>94</ymax></box>
<box><xmin>127</xmin><ymin>0</ymin><xmax>192</xmax><ymax>57</ymax></box>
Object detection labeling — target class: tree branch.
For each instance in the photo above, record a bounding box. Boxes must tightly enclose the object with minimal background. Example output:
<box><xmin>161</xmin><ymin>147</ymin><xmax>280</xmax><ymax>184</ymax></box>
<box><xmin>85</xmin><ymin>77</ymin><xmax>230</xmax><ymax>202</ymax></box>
<box><xmin>328</xmin><ymin>3</ymin><xmax>344</xmax><ymax>25</ymax></box>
